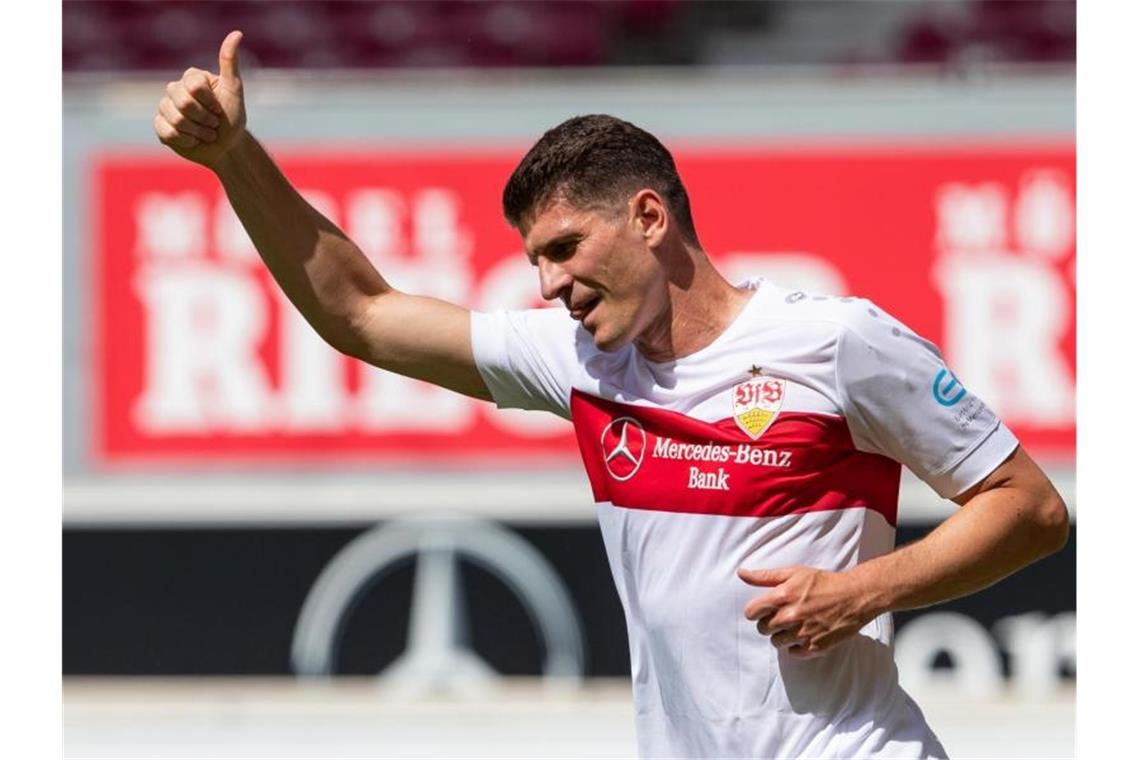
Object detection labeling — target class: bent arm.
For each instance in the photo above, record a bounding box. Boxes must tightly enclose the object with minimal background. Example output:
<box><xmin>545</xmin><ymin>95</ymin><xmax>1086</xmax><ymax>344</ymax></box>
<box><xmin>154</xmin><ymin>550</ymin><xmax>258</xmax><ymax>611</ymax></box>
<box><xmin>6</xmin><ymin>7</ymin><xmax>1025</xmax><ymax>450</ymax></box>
<box><xmin>212</xmin><ymin>133</ymin><xmax>492</xmax><ymax>401</ymax></box>
<box><xmin>741</xmin><ymin>445</ymin><xmax>1070</xmax><ymax>657</ymax></box>
<box><xmin>849</xmin><ymin>445</ymin><xmax>1070</xmax><ymax>616</ymax></box>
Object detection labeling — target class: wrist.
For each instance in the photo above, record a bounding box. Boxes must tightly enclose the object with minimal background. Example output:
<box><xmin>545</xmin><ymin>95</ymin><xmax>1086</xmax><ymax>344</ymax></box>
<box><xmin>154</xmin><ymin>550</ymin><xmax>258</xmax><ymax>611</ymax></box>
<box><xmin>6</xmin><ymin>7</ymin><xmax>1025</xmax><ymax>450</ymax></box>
<box><xmin>843</xmin><ymin>560</ymin><xmax>898</xmax><ymax>620</ymax></box>
<box><xmin>209</xmin><ymin>130</ymin><xmax>254</xmax><ymax>177</ymax></box>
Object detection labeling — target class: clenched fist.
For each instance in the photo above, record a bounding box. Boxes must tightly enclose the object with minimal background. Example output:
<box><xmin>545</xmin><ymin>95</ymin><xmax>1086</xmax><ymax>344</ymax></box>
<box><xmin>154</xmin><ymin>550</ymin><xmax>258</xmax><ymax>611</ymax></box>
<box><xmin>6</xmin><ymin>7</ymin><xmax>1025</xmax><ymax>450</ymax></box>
<box><xmin>154</xmin><ymin>30</ymin><xmax>247</xmax><ymax>169</ymax></box>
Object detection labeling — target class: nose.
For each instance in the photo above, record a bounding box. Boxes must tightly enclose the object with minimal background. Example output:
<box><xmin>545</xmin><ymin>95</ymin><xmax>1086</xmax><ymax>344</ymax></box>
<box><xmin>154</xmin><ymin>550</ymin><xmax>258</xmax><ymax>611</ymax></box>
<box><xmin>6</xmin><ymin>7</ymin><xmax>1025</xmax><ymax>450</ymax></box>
<box><xmin>538</xmin><ymin>257</ymin><xmax>573</xmax><ymax>303</ymax></box>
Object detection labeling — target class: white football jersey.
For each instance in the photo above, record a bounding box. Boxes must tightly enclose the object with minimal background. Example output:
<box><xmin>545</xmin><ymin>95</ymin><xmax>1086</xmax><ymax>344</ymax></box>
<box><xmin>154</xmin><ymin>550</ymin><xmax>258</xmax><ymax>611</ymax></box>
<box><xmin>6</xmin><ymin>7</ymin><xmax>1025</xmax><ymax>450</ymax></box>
<box><xmin>471</xmin><ymin>278</ymin><xmax>1017</xmax><ymax>759</ymax></box>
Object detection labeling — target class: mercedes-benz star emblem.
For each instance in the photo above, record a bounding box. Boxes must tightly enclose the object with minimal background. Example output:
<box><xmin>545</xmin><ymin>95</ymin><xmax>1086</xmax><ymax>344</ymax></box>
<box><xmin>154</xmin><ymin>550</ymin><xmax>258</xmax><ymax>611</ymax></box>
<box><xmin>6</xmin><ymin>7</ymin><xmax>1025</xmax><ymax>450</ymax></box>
<box><xmin>291</xmin><ymin>515</ymin><xmax>585</xmax><ymax>694</ymax></box>
<box><xmin>600</xmin><ymin>416</ymin><xmax>646</xmax><ymax>481</ymax></box>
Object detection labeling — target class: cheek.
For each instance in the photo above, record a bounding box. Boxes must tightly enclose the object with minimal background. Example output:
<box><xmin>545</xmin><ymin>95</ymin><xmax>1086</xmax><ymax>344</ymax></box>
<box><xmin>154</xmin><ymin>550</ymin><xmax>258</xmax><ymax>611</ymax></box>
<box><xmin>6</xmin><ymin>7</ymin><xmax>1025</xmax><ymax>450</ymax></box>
<box><xmin>606</xmin><ymin>246</ymin><xmax>651</xmax><ymax>294</ymax></box>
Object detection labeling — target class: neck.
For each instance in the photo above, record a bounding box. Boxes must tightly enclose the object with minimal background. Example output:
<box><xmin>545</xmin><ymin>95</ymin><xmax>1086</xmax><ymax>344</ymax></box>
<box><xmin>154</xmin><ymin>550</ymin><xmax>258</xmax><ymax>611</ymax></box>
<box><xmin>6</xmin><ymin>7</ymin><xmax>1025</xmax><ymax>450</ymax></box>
<box><xmin>634</xmin><ymin>249</ymin><xmax>752</xmax><ymax>363</ymax></box>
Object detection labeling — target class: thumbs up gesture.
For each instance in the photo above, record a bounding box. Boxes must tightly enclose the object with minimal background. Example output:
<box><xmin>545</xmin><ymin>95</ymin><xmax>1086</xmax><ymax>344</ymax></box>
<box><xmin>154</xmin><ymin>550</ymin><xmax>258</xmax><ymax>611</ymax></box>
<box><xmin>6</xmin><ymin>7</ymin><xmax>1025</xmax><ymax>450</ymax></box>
<box><xmin>154</xmin><ymin>31</ymin><xmax>247</xmax><ymax>169</ymax></box>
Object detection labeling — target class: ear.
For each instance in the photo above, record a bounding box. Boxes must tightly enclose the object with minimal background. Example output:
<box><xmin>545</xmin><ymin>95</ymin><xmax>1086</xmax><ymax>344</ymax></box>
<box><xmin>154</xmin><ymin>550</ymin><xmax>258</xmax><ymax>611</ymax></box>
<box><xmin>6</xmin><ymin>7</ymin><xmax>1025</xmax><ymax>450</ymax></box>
<box><xmin>629</xmin><ymin>189</ymin><xmax>668</xmax><ymax>246</ymax></box>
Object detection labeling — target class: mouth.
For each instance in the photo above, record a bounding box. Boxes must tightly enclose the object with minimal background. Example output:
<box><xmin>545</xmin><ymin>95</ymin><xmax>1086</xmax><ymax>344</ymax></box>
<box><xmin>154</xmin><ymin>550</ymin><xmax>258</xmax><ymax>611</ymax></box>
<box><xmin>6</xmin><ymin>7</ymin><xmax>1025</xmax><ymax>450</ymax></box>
<box><xmin>569</xmin><ymin>295</ymin><xmax>601</xmax><ymax>322</ymax></box>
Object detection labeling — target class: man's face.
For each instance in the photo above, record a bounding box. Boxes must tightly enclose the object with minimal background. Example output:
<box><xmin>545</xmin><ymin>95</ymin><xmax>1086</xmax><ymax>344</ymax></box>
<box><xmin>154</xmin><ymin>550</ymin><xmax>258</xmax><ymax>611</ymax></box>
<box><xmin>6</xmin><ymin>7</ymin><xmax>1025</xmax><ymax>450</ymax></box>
<box><xmin>522</xmin><ymin>197</ymin><xmax>668</xmax><ymax>352</ymax></box>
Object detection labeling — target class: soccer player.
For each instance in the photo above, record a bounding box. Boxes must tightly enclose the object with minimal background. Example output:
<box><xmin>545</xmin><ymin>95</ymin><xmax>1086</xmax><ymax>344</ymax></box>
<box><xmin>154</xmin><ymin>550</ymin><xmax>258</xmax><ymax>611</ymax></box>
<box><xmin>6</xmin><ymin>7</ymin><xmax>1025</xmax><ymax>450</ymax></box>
<box><xmin>154</xmin><ymin>32</ymin><xmax>1069</xmax><ymax>758</ymax></box>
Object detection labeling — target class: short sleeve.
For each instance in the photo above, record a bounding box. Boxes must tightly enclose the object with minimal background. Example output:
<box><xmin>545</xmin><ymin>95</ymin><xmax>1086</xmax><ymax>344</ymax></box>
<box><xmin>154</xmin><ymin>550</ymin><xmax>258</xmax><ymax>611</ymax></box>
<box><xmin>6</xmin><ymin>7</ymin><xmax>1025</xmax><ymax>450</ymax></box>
<box><xmin>469</xmin><ymin>308</ymin><xmax>582</xmax><ymax>419</ymax></box>
<box><xmin>835</xmin><ymin>301</ymin><xmax>1019</xmax><ymax>499</ymax></box>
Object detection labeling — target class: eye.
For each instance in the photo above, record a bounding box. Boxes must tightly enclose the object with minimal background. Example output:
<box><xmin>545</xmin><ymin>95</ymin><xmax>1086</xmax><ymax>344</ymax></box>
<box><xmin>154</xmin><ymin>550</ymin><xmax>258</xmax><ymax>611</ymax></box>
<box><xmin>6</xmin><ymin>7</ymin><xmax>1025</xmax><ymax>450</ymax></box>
<box><xmin>548</xmin><ymin>240</ymin><xmax>578</xmax><ymax>261</ymax></box>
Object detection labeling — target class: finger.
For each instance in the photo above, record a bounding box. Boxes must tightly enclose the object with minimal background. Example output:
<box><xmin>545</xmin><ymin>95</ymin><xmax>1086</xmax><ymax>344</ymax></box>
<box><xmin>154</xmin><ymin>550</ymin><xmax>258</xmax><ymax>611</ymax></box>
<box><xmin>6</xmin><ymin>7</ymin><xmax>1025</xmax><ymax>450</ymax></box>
<box><xmin>771</xmin><ymin>630</ymin><xmax>808</xmax><ymax>649</ymax></box>
<box><xmin>755</xmin><ymin>612</ymin><xmax>796</xmax><ymax>636</ymax></box>
<box><xmin>154</xmin><ymin>115</ymin><xmax>201</xmax><ymax>149</ymax></box>
<box><xmin>754</xmin><ymin>611</ymin><xmax>777</xmax><ymax>635</ymax></box>
<box><xmin>806</xmin><ymin>629</ymin><xmax>848</xmax><ymax>654</ymax></box>
<box><xmin>182</xmin><ymin>68</ymin><xmax>223</xmax><ymax>118</ymax></box>
<box><xmin>738</xmin><ymin>566</ymin><xmax>795</xmax><ymax>588</ymax></box>
<box><xmin>165</xmin><ymin>80</ymin><xmax>220</xmax><ymax>129</ymax></box>
<box><xmin>760</xmin><ymin>613</ymin><xmax>801</xmax><ymax>636</ymax></box>
<box><xmin>159</xmin><ymin>98</ymin><xmax>218</xmax><ymax>142</ymax></box>
<box><xmin>219</xmin><ymin>30</ymin><xmax>243</xmax><ymax>85</ymax></box>
<box><xmin>744</xmin><ymin>594</ymin><xmax>783</xmax><ymax>621</ymax></box>
<box><xmin>787</xmin><ymin>643</ymin><xmax>824</xmax><ymax>659</ymax></box>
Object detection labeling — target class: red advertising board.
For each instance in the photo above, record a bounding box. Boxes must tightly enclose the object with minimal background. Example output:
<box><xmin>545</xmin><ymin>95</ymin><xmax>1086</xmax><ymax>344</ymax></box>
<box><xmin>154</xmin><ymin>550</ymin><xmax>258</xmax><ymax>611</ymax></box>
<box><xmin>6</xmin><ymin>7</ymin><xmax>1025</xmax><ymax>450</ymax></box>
<box><xmin>94</xmin><ymin>142</ymin><xmax>1075</xmax><ymax>465</ymax></box>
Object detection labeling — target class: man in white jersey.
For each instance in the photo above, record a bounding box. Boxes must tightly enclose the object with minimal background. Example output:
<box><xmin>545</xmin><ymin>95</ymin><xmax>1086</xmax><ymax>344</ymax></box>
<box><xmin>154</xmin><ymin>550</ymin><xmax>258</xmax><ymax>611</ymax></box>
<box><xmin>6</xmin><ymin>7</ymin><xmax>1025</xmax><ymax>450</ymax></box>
<box><xmin>154</xmin><ymin>32</ymin><xmax>1070</xmax><ymax>759</ymax></box>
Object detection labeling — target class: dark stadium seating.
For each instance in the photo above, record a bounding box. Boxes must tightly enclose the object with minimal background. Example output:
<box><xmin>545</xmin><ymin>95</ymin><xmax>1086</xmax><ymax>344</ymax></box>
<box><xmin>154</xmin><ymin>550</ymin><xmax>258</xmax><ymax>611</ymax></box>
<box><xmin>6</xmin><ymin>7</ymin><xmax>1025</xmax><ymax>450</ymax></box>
<box><xmin>62</xmin><ymin>0</ymin><xmax>1074</xmax><ymax>72</ymax></box>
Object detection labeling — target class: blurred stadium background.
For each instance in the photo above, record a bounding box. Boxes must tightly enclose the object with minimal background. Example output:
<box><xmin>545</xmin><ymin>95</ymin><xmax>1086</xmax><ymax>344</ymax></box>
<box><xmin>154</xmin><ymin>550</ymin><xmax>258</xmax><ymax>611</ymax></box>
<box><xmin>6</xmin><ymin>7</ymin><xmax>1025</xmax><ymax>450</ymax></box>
<box><xmin>62</xmin><ymin>1</ymin><xmax>1075</xmax><ymax>757</ymax></box>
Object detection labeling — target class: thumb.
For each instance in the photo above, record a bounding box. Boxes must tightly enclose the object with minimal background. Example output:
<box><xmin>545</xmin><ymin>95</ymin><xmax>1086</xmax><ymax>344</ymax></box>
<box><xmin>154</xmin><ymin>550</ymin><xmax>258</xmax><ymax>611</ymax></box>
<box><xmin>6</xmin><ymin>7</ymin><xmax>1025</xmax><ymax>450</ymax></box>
<box><xmin>737</xmin><ymin>566</ymin><xmax>795</xmax><ymax>587</ymax></box>
<box><xmin>219</xmin><ymin>30</ymin><xmax>243</xmax><ymax>85</ymax></box>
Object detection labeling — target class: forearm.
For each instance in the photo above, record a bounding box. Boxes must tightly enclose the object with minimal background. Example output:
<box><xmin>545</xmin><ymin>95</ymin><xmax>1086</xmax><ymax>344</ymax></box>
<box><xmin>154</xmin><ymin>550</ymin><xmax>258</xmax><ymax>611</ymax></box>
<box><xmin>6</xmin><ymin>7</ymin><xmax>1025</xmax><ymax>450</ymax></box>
<box><xmin>848</xmin><ymin>481</ymin><xmax>1069</xmax><ymax>618</ymax></box>
<box><xmin>212</xmin><ymin>132</ymin><xmax>388</xmax><ymax>356</ymax></box>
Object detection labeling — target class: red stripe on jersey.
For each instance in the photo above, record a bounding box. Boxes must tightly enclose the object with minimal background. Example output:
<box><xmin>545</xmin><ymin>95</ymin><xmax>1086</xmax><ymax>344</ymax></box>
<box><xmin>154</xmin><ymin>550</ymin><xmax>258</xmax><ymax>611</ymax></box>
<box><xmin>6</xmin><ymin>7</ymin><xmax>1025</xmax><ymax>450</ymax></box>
<box><xmin>570</xmin><ymin>389</ymin><xmax>900</xmax><ymax>526</ymax></box>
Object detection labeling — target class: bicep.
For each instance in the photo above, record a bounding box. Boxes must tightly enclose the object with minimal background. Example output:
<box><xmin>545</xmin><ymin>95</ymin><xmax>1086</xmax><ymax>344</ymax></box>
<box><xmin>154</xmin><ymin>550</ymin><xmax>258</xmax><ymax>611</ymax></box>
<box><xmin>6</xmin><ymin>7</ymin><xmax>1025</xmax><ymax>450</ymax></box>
<box><xmin>949</xmin><ymin>445</ymin><xmax>1070</xmax><ymax>554</ymax></box>
<box><xmin>950</xmin><ymin>445</ymin><xmax>1059</xmax><ymax>511</ymax></box>
<box><xmin>951</xmin><ymin>445</ymin><xmax>1023</xmax><ymax>506</ymax></box>
<box><xmin>350</xmin><ymin>290</ymin><xmax>493</xmax><ymax>402</ymax></box>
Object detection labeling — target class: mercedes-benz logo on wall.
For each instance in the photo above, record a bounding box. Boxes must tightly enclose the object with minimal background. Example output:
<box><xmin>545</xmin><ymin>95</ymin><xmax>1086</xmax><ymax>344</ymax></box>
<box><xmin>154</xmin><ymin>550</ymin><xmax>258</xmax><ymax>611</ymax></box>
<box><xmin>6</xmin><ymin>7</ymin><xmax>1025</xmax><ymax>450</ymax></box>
<box><xmin>291</xmin><ymin>514</ymin><xmax>585</xmax><ymax>692</ymax></box>
<box><xmin>600</xmin><ymin>416</ymin><xmax>646</xmax><ymax>481</ymax></box>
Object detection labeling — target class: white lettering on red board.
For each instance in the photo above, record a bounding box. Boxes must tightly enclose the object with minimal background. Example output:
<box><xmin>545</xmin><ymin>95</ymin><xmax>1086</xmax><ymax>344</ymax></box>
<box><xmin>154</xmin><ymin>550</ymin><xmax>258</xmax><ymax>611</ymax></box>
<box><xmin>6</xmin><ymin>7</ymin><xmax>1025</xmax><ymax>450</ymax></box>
<box><xmin>132</xmin><ymin>262</ymin><xmax>275</xmax><ymax>432</ymax></box>
<box><xmin>128</xmin><ymin>172</ymin><xmax>1073</xmax><ymax>442</ymax></box>
<box><xmin>932</xmin><ymin>171</ymin><xmax>1076</xmax><ymax>427</ymax></box>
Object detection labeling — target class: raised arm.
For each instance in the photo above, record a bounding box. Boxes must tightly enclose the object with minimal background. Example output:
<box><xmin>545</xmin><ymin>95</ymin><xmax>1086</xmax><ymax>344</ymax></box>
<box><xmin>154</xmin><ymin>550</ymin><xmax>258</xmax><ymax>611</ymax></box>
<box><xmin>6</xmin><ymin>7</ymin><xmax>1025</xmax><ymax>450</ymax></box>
<box><xmin>152</xmin><ymin>31</ymin><xmax>491</xmax><ymax>401</ymax></box>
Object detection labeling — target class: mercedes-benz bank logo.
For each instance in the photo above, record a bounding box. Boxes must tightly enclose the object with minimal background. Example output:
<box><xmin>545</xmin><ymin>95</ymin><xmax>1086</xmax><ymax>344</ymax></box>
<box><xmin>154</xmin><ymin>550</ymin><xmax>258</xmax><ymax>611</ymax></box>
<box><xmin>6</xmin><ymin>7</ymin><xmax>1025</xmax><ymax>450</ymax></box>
<box><xmin>601</xmin><ymin>416</ymin><xmax>646</xmax><ymax>481</ymax></box>
<box><xmin>291</xmin><ymin>514</ymin><xmax>585</xmax><ymax>693</ymax></box>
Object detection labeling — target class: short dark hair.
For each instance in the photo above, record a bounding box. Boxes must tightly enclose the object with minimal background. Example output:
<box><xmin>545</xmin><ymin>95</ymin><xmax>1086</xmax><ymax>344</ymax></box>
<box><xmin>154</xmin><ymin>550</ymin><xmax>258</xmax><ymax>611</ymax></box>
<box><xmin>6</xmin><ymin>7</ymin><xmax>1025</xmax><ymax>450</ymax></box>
<box><xmin>502</xmin><ymin>114</ymin><xmax>699</xmax><ymax>243</ymax></box>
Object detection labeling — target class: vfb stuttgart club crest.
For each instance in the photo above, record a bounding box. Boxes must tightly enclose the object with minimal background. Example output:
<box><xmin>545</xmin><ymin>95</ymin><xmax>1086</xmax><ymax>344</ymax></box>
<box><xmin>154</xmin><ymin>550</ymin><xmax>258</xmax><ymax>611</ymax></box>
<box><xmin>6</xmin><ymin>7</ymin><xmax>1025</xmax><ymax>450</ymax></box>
<box><xmin>732</xmin><ymin>373</ymin><xmax>786</xmax><ymax>439</ymax></box>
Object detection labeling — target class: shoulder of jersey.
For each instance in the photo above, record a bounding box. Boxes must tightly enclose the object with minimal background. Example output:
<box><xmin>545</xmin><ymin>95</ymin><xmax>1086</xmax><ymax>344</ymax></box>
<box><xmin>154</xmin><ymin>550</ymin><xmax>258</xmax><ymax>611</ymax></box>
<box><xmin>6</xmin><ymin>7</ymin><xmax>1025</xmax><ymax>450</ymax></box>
<box><xmin>509</xmin><ymin>304</ymin><xmax>596</xmax><ymax>351</ymax></box>
<box><xmin>752</xmin><ymin>279</ymin><xmax>882</xmax><ymax>329</ymax></box>
<box><xmin>524</xmin><ymin>304</ymin><xmax>579</xmax><ymax>331</ymax></box>
<box><xmin>528</xmin><ymin>303</ymin><xmax>615</xmax><ymax>351</ymax></box>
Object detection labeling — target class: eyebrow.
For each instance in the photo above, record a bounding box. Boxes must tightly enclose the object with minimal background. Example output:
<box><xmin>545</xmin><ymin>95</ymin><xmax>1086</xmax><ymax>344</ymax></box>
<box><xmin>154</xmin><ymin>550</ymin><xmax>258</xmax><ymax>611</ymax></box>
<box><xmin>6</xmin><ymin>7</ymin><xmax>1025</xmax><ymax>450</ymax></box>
<box><xmin>527</xmin><ymin>232</ymin><xmax>583</xmax><ymax>264</ymax></box>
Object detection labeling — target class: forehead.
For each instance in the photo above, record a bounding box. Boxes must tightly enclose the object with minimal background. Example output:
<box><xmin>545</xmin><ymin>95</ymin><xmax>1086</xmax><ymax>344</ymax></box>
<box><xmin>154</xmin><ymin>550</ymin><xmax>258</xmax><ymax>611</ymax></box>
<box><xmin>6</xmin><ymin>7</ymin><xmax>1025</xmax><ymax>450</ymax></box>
<box><xmin>521</xmin><ymin>198</ymin><xmax>615</xmax><ymax>253</ymax></box>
